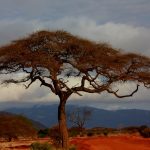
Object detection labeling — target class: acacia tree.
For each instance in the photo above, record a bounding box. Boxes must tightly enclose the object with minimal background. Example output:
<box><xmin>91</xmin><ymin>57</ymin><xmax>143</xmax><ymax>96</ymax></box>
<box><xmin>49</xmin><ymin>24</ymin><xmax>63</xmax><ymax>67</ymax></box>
<box><xmin>0</xmin><ymin>31</ymin><xmax>149</xmax><ymax>149</ymax></box>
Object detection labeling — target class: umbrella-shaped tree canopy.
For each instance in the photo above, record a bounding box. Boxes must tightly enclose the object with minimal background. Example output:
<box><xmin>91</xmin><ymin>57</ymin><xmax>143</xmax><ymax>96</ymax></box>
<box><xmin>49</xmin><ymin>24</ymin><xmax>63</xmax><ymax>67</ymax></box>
<box><xmin>0</xmin><ymin>30</ymin><xmax>149</xmax><ymax>95</ymax></box>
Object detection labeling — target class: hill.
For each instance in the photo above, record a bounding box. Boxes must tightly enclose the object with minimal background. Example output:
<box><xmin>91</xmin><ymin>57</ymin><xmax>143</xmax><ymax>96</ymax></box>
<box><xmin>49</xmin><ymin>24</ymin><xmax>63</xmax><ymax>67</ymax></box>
<box><xmin>0</xmin><ymin>112</ymin><xmax>38</xmax><ymax>141</ymax></box>
<box><xmin>5</xmin><ymin>104</ymin><xmax>150</xmax><ymax>128</ymax></box>
<box><xmin>0</xmin><ymin>111</ymin><xmax>46</xmax><ymax>130</ymax></box>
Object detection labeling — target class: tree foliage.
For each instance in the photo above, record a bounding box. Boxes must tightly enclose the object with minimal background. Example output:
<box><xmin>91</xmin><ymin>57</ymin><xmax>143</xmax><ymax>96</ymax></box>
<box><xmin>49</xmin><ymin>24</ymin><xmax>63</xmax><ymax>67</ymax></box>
<box><xmin>0</xmin><ymin>30</ymin><xmax>149</xmax><ymax>97</ymax></box>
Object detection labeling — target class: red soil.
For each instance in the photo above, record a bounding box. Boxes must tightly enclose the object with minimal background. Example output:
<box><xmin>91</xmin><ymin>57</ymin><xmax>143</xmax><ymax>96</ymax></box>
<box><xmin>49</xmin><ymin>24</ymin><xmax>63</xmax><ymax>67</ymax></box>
<box><xmin>1</xmin><ymin>135</ymin><xmax>150</xmax><ymax>150</ymax></box>
<box><xmin>71</xmin><ymin>135</ymin><xmax>150</xmax><ymax>150</ymax></box>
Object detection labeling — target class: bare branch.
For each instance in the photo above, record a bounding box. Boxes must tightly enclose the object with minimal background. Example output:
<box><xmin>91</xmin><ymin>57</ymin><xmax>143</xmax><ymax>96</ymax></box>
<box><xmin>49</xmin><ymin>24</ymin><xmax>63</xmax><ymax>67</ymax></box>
<box><xmin>0</xmin><ymin>64</ymin><xmax>21</xmax><ymax>74</ymax></box>
<box><xmin>22</xmin><ymin>67</ymin><xmax>31</xmax><ymax>74</ymax></box>
<box><xmin>68</xmin><ymin>107</ymin><xmax>92</xmax><ymax>129</ymax></box>
<box><xmin>143</xmin><ymin>83</ymin><xmax>150</xmax><ymax>88</ymax></box>
<box><xmin>26</xmin><ymin>75</ymin><xmax>56</xmax><ymax>94</ymax></box>
<box><xmin>106</xmin><ymin>84</ymin><xmax>140</xmax><ymax>98</ymax></box>
<box><xmin>2</xmin><ymin>76</ymin><xmax>30</xmax><ymax>85</ymax></box>
<box><xmin>58</xmin><ymin>79</ymin><xmax>82</xmax><ymax>96</ymax></box>
<box><xmin>72</xmin><ymin>86</ymin><xmax>105</xmax><ymax>94</ymax></box>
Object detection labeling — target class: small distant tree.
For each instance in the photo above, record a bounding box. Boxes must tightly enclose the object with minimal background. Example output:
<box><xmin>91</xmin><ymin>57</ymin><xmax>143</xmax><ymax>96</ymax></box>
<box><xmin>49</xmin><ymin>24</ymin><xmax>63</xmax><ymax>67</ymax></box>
<box><xmin>0</xmin><ymin>30</ymin><xmax>149</xmax><ymax>149</ymax></box>
<box><xmin>68</xmin><ymin>107</ymin><xmax>92</xmax><ymax>130</ymax></box>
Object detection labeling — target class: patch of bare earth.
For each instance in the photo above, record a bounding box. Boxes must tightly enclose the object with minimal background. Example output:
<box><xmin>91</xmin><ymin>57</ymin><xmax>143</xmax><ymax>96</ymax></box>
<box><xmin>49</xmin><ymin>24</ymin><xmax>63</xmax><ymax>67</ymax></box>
<box><xmin>70</xmin><ymin>135</ymin><xmax>150</xmax><ymax>150</ymax></box>
<box><xmin>0</xmin><ymin>138</ymin><xmax>51</xmax><ymax>150</ymax></box>
<box><xmin>1</xmin><ymin>135</ymin><xmax>150</xmax><ymax>150</ymax></box>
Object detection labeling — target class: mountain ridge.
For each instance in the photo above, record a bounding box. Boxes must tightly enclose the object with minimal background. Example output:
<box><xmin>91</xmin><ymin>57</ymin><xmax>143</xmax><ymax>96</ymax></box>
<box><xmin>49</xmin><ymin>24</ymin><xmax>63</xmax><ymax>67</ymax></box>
<box><xmin>4</xmin><ymin>104</ymin><xmax>150</xmax><ymax>128</ymax></box>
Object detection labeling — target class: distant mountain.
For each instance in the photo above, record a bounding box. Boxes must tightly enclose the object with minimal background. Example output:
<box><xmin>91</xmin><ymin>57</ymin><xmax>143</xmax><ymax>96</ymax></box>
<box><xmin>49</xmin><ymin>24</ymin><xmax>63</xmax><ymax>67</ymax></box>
<box><xmin>5</xmin><ymin>104</ymin><xmax>150</xmax><ymax>128</ymax></box>
<box><xmin>5</xmin><ymin>104</ymin><xmax>59</xmax><ymax>128</ymax></box>
<box><xmin>30</xmin><ymin>119</ymin><xmax>47</xmax><ymax>130</ymax></box>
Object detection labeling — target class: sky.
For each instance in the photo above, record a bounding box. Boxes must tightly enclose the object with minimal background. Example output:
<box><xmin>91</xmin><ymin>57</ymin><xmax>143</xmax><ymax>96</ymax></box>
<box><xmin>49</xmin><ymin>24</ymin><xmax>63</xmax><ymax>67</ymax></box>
<box><xmin>0</xmin><ymin>0</ymin><xmax>150</xmax><ymax>110</ymax></box>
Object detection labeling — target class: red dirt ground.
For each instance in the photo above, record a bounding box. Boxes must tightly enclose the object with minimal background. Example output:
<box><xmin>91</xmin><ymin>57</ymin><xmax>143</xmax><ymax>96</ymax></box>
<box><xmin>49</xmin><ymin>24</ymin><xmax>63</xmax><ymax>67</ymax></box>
<box><xmin>0</xmin><ymin>135</ymin><xmax>150</xmax><ymax>150</ymax></box>
<box><xmin>71</xmin><ymin>135</ymin><xmax>150</xmax><ymax>150</ymax></box>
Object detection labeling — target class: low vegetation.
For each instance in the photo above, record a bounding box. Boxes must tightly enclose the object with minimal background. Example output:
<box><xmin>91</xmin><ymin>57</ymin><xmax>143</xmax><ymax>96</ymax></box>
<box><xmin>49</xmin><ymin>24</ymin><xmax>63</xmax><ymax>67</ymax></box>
<box><xmin>38</xmin><ymin>129</ymin><xmax>49</xmax><ymax>138</ymax></box>
<box><xmin>69</xmin><ymin>127</ymin><xmax>83</xmax><ymax>137</ymax></box>
<box><xmin>30</xmin><ymin>142</ymin><xmax>76</xmax><ymax>150</ymax></box>
<box><xmin>68</xmin><ymin>125</ymin><xmax>150</xmax><ymax>138</ymax></box>
<box><xmin>49</xmin><ymin>125</ymin><xmax>62</xmax><ymax>148</ymax></box>
<box><xmin>138</xmin><ymin>126</ymin><xmax>150</xmax><ymax>138</ymax></box>
<box><xmin>31</xmin><ymin>142</ymin><xmax>52</xmax><ymax>150</ymax></box>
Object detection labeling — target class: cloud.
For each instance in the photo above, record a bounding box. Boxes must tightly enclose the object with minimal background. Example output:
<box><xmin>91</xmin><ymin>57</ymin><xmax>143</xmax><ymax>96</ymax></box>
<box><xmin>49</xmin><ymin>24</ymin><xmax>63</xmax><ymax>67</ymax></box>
<box><xmin>0</xmin><ymin>18</ymin><xmax>150</xmax><ymax>55</ymax></box>
<box><xmin>0</xmin><ymin>80</ymin><xmax>58</xmax><ymax>102</ymax></box>
<box><xmin>0</xmin><ymin>19</ymin><xmax>42</xmax><ymax>45</ymax></box>
<box><xmin>0</xmin><ymin>0</ymin><xmax>150</xmax><ymax>26</ymax></box>
<box><xmin>52</xmin><ymin>18</ymin><xmax>150</xmax><ymax>55</ymax></box>
<box><xmin>0</xmin><ymin>73</ymin><xmax>149</xmax><ymax>110</ymax></box>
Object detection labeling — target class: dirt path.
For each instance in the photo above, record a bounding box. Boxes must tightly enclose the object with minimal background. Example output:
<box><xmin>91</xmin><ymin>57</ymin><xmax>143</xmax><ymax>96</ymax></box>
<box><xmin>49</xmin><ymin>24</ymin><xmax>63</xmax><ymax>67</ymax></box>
<box><xmin>71</xmin><ymin>136</ymin><xmax>150</xmax><ymax>150</ymax></box>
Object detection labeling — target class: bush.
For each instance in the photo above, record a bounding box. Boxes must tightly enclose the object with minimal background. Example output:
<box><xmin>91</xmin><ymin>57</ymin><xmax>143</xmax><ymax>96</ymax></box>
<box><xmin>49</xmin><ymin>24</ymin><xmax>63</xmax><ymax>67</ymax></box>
<box><xmin>69</xmin><ymin>145</ymin><xmax>76</xmax><ymax>150</ymax></box>
<box><xmin>49</xmin><ymin>125</ymin><xmax>62</xmax><ymax>148</ymax></box>
<box><xmin>30</xmin><ymin>142</ymin><xmax>52</xmax><ymax>150</ymax></box>
<box><xmin>139</xmin><ymin>127</ymin><xmax>150</xmax><ymax>138</ymax></box>
<box><xmin>87</xmin><ymin>132</ymin><xmax>94</xmax><ymax>137</ymax></box>
<box><xmin>103</xmin><ymin>129</ymin><xmax>109</xmax><ymax>136</ymax></box>
<box><xmin>38</xmin><ymin>129</ymin><xmax>49</xmax><ymax>138</ymax></box>
<box><xmin>69</xmin><ymin>127</ymin><xmax>81</xmax><ymax>137</ymax></box>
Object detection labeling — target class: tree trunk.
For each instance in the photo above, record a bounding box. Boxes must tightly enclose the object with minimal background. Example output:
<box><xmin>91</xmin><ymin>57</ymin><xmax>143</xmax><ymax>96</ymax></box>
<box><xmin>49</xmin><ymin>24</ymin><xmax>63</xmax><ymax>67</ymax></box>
<box><xmin>58</xmin><ymin>99</ymin><xmax>69</xmax><ymax>150</ymax></box>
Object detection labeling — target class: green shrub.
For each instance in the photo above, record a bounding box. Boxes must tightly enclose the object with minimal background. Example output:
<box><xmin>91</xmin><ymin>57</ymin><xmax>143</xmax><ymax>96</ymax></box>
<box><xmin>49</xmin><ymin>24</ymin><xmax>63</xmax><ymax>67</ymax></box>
<box><xmin>38</xmin><ymin>129</ymin><xmax>49</xmax><ymax>138</ymax></box>
<box><xmin>69</xmin><ymin>130</ymin><xmax>79</xmax><ymax>137</ymax></box>
<box><xmin>30</xmin><ymin>142</ymin><xmax>52</xmax><ymax>150</ymax></box>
